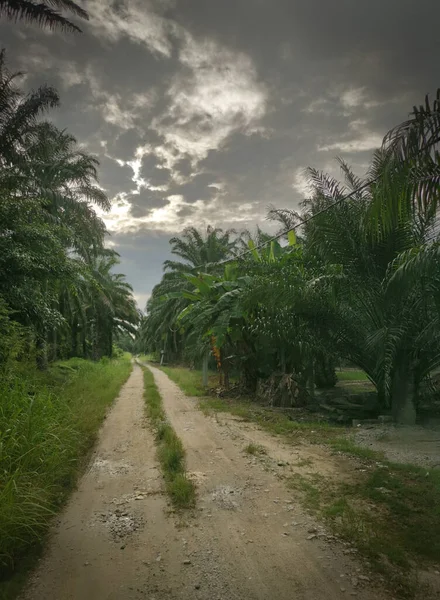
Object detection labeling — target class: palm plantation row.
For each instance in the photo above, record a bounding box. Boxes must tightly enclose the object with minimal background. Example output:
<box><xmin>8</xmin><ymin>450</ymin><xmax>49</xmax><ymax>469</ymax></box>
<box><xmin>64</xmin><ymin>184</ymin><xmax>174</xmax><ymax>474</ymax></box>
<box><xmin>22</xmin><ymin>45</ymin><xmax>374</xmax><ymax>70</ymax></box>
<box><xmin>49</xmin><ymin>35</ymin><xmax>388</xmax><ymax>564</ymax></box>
<box><xmin>0</xmin><ymin>2</ymin><xmax>142</xmax><ymax>588</ymax></box>
<box><xmin>138</xmin><ymin>91</ymin><xmax>440</xmax><ymax>425</ymax></box>
<box><xmin>0</xmin><ymin>51</ymin><xmax>138</xmax><ymax>368</ymax></box>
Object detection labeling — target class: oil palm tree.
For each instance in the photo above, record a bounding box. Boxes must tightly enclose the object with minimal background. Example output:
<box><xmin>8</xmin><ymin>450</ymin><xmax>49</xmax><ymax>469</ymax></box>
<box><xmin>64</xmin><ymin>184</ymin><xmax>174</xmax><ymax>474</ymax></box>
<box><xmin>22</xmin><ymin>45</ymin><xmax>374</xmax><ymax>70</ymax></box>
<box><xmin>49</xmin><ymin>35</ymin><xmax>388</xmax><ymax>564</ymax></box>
<box><xmin>22</xmin><ymin>122</ymin><xmax>110</xmax><ymax>252</ymax></box>
<box><xmin>86</xmin><ymin>251</ymin><xmax>139</xmax><ymax>360</ymax></box>
<box><xmin>164</xmin><ymin>225</ymin><xmax>237</xmax><ymax>274</ymax></box>
<box><xmin>0</xmin><ymin>0</ymin><xmax>88</xmax><ymax>32</ymax></box>
<box><xmin>303</xmin><ymin>148</ymin><xmax>440</xmax><ymax>423</ymax></box>
<box><xmin>140</xmin><ymin>226</ymin><xmax>238</xmax><ymax>361</ymax></box>
<box><xmin>0</xmin><ymin>51</ymin><xmax>59</xmax><ymax>168</ymax></box>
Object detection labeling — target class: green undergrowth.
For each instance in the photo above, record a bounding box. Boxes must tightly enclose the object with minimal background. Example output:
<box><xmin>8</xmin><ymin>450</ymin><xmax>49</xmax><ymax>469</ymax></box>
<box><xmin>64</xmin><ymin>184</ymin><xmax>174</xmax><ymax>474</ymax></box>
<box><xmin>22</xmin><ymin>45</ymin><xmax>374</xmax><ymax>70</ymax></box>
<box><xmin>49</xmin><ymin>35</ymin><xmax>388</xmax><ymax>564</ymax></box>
<box><xmin>0</xmin><ymin>354</ymin><xmax>132</xmax><ymax>599</ymax></box>
<box><xmin>158</xmin><ymin>366</ymin><xmax>217</xmax><ymax>396</ymax></box>
<box><xmin>336</xmin><ymin>369</ymin><xmax>369</xmax><ymax>381</ymax></box>
<box><xmin>142</xmin><ymin>367</ymin><xmax>195</xmax><ymax>509</ymax></box>
<box><xmin>137</xmin><ymin>353</ymin><xmax>157</xmax><ymax>363</ymax></box>
<box><xmin>289</xmin><ymin>460</ymin><xmax>440</xmax><ymax>599</ymax></box>
<box><xmin>200</xmin><ymin>396</ymin><xmax>340</xmax><ymax>443</ymax></box>
<box><xmin>328</xmin><ymin>436</ymin><xmax>386</xmax><ymax>460</ymax></box>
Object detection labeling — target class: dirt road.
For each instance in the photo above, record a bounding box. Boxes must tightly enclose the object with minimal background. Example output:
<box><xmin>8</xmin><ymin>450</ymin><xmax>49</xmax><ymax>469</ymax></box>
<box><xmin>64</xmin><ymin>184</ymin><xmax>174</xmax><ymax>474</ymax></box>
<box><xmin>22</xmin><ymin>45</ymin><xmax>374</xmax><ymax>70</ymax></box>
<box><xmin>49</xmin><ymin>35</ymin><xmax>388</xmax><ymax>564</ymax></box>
<box><xmin>22</xmin><ymin>364</ymin><xmax>385</xmax><ymax>600</ymax></box>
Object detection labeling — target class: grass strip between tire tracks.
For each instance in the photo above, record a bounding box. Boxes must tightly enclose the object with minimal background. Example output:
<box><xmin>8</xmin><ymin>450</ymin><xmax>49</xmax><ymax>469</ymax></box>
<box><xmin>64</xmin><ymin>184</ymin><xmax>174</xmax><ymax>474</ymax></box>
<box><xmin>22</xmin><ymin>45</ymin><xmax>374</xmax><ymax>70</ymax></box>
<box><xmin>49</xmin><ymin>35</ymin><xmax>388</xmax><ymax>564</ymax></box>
<box><xmin>141</xmin><ymin>366</ymin><xmax>196</xmax><ymax>509</ymax></box>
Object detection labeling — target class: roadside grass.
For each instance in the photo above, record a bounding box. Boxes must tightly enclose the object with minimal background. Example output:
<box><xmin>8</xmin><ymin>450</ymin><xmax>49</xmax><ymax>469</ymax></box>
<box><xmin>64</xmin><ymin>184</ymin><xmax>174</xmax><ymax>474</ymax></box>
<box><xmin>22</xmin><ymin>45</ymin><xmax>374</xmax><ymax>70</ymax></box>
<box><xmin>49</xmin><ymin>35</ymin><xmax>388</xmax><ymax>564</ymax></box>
<box><xmin>158</xmin><ymin>366</ymin><xmax>216</xmax><ymax>396</ymax></box>
<box><xmin>142</xmin><ymin>367</ymin><xmax>195</xmax><ymax>509</ymax></box>
<box><xmin>337</xmin><ymin>369</ymin><xmax>369</xmax><ymax>381</ymax></box>
<box><xmin>244</xmin><ymin>442</ymin><xmax>266</xmax><ymax>456</ymax></box>
<box><xmin>289</xmin><ymin>461</ymin><xmax>440</xmax><ymax>598</ymax></box>
<box><xmin>138</xmin><ymin>353</ymin><xmax>157</xmax><ymax>363</ymax></box>
<box><xmin>328</xmin><ymin>436</ymin><xmax>386</xmax><ymax>461</ymax></box>
<box><xmin>0</xmin><ymin>354</ymin><xmax>132</xmax><ymax>599</ymax></box>
<box><xmin>199</xmin><ymin>396</ymin><xmax>341</xmax><ymax>443</ymax></box>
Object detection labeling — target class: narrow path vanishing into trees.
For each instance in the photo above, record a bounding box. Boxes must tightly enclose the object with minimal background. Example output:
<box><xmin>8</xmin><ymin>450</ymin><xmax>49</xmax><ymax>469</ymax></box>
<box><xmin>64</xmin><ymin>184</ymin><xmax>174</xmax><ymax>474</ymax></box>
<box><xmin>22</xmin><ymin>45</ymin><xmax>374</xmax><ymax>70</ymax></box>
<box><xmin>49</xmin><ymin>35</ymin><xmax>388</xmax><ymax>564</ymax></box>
<box><xmin>22</xmin><ymin>364</ymin><xmax>386</xmax><ymax>600</ymax></box>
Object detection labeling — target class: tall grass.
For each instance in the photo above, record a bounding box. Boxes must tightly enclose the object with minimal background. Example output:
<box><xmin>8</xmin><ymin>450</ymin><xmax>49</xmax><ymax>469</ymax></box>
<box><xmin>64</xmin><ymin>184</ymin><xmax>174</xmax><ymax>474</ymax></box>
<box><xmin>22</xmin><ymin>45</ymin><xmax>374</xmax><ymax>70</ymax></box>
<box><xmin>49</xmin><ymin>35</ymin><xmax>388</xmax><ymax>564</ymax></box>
<box><xmin>0</xmin><ymin>355</ymin><xmax>132</xmax><ymax>593</ymax></box>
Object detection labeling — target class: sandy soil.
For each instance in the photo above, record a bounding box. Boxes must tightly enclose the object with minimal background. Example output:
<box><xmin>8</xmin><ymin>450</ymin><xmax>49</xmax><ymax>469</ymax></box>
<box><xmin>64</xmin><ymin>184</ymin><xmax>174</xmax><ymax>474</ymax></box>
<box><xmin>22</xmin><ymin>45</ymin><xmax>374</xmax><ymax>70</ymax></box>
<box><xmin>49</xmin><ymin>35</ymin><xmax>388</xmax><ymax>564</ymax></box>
<box><xmin>22</xmin><ymin>364</ymin><xmax>387</xmax><ymax>600</ymax></box>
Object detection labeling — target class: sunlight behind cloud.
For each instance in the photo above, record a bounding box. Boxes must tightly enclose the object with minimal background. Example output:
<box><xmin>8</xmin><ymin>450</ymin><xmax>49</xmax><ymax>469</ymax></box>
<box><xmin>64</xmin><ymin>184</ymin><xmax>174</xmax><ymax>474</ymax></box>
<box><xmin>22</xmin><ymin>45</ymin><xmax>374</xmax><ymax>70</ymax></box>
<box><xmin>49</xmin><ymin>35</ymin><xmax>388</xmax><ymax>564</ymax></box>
<box><xmin>152</xmin><ymin>35</ymin><xmax>267</xmax><ymax>167</ymax></box>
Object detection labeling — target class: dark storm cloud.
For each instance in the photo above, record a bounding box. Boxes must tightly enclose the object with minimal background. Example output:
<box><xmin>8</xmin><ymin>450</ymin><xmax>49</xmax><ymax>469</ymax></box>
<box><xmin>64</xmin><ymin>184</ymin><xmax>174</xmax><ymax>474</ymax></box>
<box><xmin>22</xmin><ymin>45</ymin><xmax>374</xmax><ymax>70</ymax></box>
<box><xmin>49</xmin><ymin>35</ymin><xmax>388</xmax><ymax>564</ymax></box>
<box><xmin>1</xmin><ymin>0</ymin><xmax>439</xmax><ymax>303</ymax></box>
<box><xmin>169</xmin><ymin>172</ymin><xmax>218</xmax><ymax>203</ymax></box>
<box><xmin>173</xmin><ymin>157</ymin><xmax>193</xmax><ymax>178</ymax></box>
<box><xmin>98</xmin><ymin>156</ymin><xmax>135</xmax><ymax>197</ymax></box>
<box><xmin>139</xmin><ymin>153</ymin><xmax>173</xmax><ymax>186</ymax></box>
<box><xmin>170</xmin><ymin>0</ymin><xmax>438</xmax><ymax>96</ymax></box>
<box><xmin>128</xmin><ymin>190</ymin><xmax>169</xmax><ymax>218</ymax></box>
<box><xmin>107</xmin><ymin>129</ymin><xmax>144</xmax><ymax>160</ymax></box>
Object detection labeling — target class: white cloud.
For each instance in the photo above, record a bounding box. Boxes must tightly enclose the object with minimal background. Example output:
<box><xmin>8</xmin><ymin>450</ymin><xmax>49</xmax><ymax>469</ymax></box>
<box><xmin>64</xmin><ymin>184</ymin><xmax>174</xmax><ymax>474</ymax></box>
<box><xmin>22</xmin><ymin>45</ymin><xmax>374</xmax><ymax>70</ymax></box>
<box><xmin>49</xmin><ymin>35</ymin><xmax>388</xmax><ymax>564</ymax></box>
<box><xmin>302</xmin><ymin>97</ymin><xmax>330</xmax><ymax>114</ymax></box>
<box><xmin>102</xmin><ymin>95</ymin><xmax>135</xmax><ymax>129</ymax></box>
<box><xmin>340</xmin><ymin>87</ymin><xmax>367</xmax><ymax>109</ymax></box>
<box><xmin>134</xmin><ymin>292</ymin><xmax>151</xmax><ymax>310</ymax></box>
<box><xmin>83</xmin><ymin>8</ymin><xmax>268</xmax><ymax>234</ymax></box>
<box><xmin>291</xmin><ymin>167</ymin><xmax>311</xmax><ymax>197</ymax></box>
<box><xmin>86</xmin><ymin>0</ymin><xmax>176</xmax><ymax>57</ymax></box>
<box><xmin>318</xmin><ymin>132</ymin><xmax>383</xmax><ymax>153</ymax></box>
<box><xmin>152</xmin><ymin>34</ymin><xmax>267</xmax><ymax>166</ymax></box>
<box><xmin>101</xmin><ymin>186</ymin><xmax>265</xmax><ymax>235</ymax></box>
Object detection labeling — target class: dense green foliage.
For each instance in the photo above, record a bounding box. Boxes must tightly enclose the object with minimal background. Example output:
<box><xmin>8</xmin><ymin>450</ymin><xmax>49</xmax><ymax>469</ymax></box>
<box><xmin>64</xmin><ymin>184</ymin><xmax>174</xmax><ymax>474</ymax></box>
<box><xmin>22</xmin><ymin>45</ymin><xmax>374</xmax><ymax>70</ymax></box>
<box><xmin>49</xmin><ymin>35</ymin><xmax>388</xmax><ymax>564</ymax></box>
<box><xmin>138</xmin><ymin>90</ymin><xmax>440</xmax><ymax>424</ymax></box>
<box><xmin>0</xmin><ymin>53</ymin><xmax>138</xmax><ymax>369</ymax></box>
<box><xmin>0</xmin><ymin>355</ymin><xmax>132</xmax><ymax>590</ymax></box>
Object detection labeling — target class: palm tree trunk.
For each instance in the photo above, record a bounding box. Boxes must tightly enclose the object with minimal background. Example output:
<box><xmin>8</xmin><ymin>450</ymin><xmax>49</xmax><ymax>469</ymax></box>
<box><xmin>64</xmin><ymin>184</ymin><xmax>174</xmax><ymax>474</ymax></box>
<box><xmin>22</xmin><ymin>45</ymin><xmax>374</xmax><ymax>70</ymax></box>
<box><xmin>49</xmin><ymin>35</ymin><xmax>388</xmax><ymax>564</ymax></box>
<box><xmin>53</xmin><ymin>328</ymin><xmax>57</xmax><ymax>362</ymax></box>
<box><xmin>36</xmin><ymin>329</ymin><xmax>48</xmax><ymax>371</ymax></box>
<box><xmin>71</xmin><ymin>317</ymin><xmax>79</xmax><ymax>357</ymax></box>
<box><xmin>391</xmin><ymin>363</ymin><xmax>417</xmax><ymax>425</ymax></box>
<box><xmin>279</xmin><ymin>346</ymin><xmax>286</xmax><ymax>373</ymax></box>
<box><xmin>83</xmin><ymin>338</ymin><xmax>87</xmax><ymax>358</ymax></box>
<box><xmin>307</xmin><ymin>362</ymin><xmax>315</xmax><ymax>398</ymax></box>
<box><xmin>108</xmin><ymin>326</ymin><xmax>113</xmax><ymax>357</ymax></box>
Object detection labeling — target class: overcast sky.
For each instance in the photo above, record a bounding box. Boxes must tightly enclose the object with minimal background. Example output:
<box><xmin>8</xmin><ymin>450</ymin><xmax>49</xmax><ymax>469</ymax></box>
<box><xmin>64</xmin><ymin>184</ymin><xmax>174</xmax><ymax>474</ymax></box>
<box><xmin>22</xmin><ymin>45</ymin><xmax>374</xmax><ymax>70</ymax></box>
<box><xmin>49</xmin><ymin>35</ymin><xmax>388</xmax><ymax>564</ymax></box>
<box><xmin>2</xmin><ymin>0</ymin><xmax>439</xmax><ymax>308</ymax></box>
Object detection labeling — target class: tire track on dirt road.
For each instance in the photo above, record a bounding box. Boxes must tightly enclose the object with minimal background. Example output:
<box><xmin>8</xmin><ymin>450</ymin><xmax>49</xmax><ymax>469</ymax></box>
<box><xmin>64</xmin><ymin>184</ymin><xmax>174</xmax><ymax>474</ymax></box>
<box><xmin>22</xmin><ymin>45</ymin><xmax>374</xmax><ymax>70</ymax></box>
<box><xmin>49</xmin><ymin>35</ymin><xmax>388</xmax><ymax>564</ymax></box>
<box><xmin>21</xmin><ymin>364</ymin><xmax>386</xmax><ymax>600</ymax></box>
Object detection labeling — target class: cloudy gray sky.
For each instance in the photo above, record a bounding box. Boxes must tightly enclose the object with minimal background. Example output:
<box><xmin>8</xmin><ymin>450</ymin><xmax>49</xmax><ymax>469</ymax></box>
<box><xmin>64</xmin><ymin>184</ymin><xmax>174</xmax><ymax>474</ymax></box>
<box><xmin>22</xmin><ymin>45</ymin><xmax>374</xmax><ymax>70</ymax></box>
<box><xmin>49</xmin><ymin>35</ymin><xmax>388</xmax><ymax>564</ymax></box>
<box><xmin>2</xmin><ymin>0</ymin><xmax>439</xmax><ymax>308</ymax></box>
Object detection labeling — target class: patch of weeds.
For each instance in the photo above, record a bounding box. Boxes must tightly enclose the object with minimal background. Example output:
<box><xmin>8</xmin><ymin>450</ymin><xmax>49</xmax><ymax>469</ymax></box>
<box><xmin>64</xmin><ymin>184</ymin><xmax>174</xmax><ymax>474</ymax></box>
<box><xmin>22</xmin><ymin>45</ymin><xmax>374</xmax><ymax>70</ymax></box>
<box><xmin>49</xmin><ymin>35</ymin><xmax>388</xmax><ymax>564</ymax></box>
<box><xmin>244</xmin><ymin>443</ymin><xmax>266</xmax><ymax>456</ymax></box>
<box><xmin>159</xmin><ymin>366</ymin><xmax>210</xmax><ymax>396</ymax></box>
<box><xmin>328</xmin><ymin>437</ymin><xmax>385</xmax><ymax>460</ymax></box>
<box><xmin>359</xmin><ymin>462</ymin><xmax>440</xmax><ymax>563</ymax></box>
<box><xmin>288</xmin><ymin>473</ymin><xmax>324</xmax><ymax>511</ymax></box>
<box><xmin>200</xmin><ymin>397</ymin><xmax>341</xmax><ymax>443</ymax></box>
<box><xmin>288</xmin><ymin>461</ymin><xmax>440</xmax><ymax>599</ymax></box>
<box><xmin>142</xmin><ymin>367</ymin><xmax>196</xmax><ymax>509</ymax></box>
<box><xmin>295</xmin><ymin>457</ymin><xmax>314</xmax><ymax>468</ymax></box>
